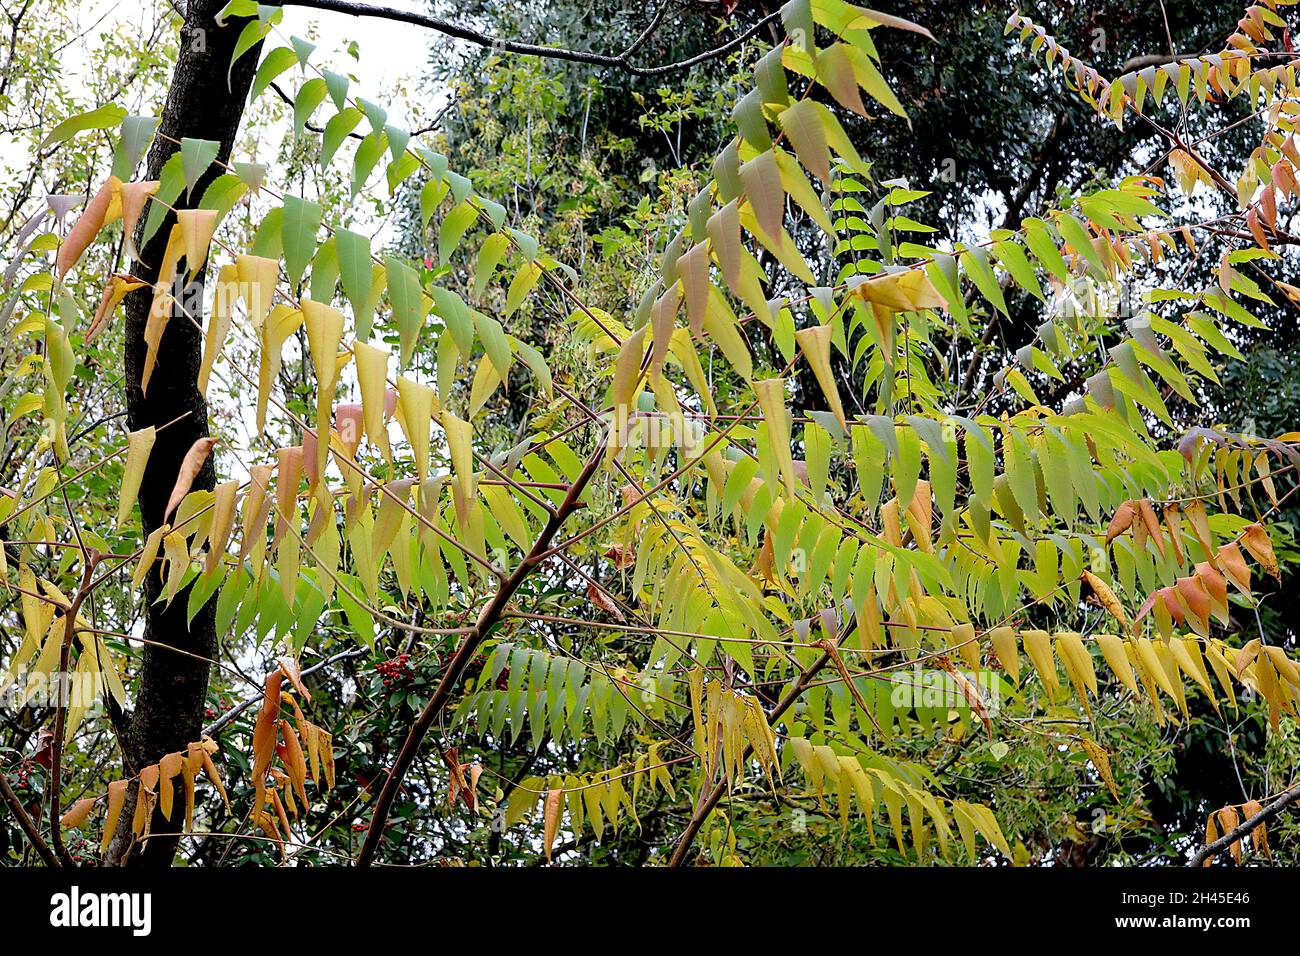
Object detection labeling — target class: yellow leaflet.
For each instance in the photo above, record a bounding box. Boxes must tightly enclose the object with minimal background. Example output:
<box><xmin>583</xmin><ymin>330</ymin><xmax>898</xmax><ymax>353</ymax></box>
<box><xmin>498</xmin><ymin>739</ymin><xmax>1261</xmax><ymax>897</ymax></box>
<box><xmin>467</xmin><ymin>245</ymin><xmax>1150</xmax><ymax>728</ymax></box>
<box><xmin>116</xmin><ymin>426</ymin><xmax>156</xmax><ymax>527</ymax></box>
<box><xmin>176</xmin><ymin>207</ymin><xmax>218</xmax><ymax>275</ymax></box>
<box><xmin>119</xmin><ymin>179</ymin><xmax>158</xmax><ymax>261</ymax></box>
<box><xmin>480</xmin><ymin>483</ymin><xmax>531</xmax><ymax>551</ymax></box>
<box><xmin>702</xmin><ymin>286</ymin><xmax>753</xmax><ymax>382</ymax></box>
<box><xmin>668</xmin><ymin>328</ymin><xmax>717</xmax><ymax>417</ymax></box>
<box><xmin>17</xmin><ymin>616</ymin><xmax>64</xmax><ymax>707</ymax></box>
<box><xmin>273</xmin><ymin>445</ymin><xmax>304</xmax><ymax>553</ymax></box>
<box><xmin>1134</xmin><ymin>635</ymin><xmax>1177</xmax><ymax>700</ymax></box>
<box><xmin>1080</xmin><ymin>739</ymin><xmax>1120</xmax><ymax>801</ymax></box>
<box><xmin>1</xmin><ymin>567</ymin><xmax>47</xmax><ymax>689</ymax></box>
<box><xmin>608</xmin><ymin>324</ymin><xmax>647</xmax><ymax>462</ymax></box>
<box><xmin>87</xmin><ymin>274</ymin><xmax>147</xmax><ymax>343</ymax></box>
<box><xmin>303</xmin><ymin>299</ymin><xmax>345</xmax><ymax>478</ymax></box>
<box><xmin>648</xmin><ymin>284</ymin><xmax>682</xmax><ymax>381</ymax></box>
<box><xmin>278</xmin><ymin>524</ymin><xmax>301</xmax><ymax>606</ymax></box>
<box><xmin>141</xmin><ymin>225</ymin><xmax>186</xmax><ymax>394</ymax></box>
<box><xmin>1082</xmin><ymin>568</ymin><xmax>1129</xmax><ymax>631</ymax></box>
<box><xmin>737</xmin><ymin>204</ymin><xmax>816</xmax><ymax>285</ymax></box>
<box><xmin>1021</xmin><ymin>628</ymin><xmax>1059</xmax><ymax>697</ymax></box>
<box><xmin>101</xmin><ymin>779</ymin><xmax>129</xmax><ymax>855</ymax></box>
<box><xmin>257</xmin><ymin>304</ymin><xmax>304</xmax><ymax>433</ymax></box>
<box><xmin>302</xmin><ymin>299</ymin><xmax>345</xmax><ymax>391</ymax></box>
<box><xmin>468</xmin><ymin>358</ymin><xmax>502</xmax><ymax>417</ymax></box>
<box><xmin>198</xmin><ymin>264</ymin><xmax>239</xmax><ymax>395</ymax></box>
<box><xmin>175</xmin><ymin>490</ymin><xmax>215</xmax><ymax>551</ymax></box>
<box><xmin>1151</xmin><ymin>641</ymin><xmax>1188</xmax><ymax>716</ymax></box>
<box><xmin>753</xmin><ymin>377</ymin><xmax>796</xmax><ymax>497</ymax></box>
<box><xmin>372</xmin><ymin>479</ymin><xmax>413</xmax><ymax>559</ymax></box>
<box><xmin>1095</xmin><ymin>634</ymin><xmax>1139</xmax><ymax>695</ymax></box>
<box><xmin>95</xmin><ymin>636</ymin><xmax>126</xmax><ymax>707</ymax></box>
<box><xmin>1056</xmin><ymin>630</ymin><xmax>1098</xmax><ymax>703</ymax></box>
<box><xmin>162</xmin><ymin>530</ymin><xmax>189</xmax><ymax>606</ymax></box>
<box><xmin>132</xmin><ymin>524</ymin><xmax>169</xmax><ymax>591</ymax></box>
<box><xmin>352</xmin><ymin>339</ymin><xmax>391</xmax><ymax>457</ymax></box>
<box><xmin>309</xmin><ymin>503</ymin><xmax>339</xmax><ymax>603</ymax></box>
<box><xmin>440</xmin><ymin>410</ymin><xmax>474</xmax><ymax>527</ymax></box>
<box><xmin>611</xmin><ymin>323</ymin><xmax>647</xmax><ymax>412</ymax></box>
<box><xmin>677</xmin><ymin>242</ymin><xmax>710</xmax><ymax>336</ymax></box>
<box><xmin>61</xmin><ymin>797</ymin><xmax>95</xmax><ymax>829</ymax></box>
<box><xmin>794</xmin><ymin>324</ymin><xmax>847</xmax><ymax>430</ymax></box>
<box><xmin>396</xmin><ymin>376</ymin><xmax>435</xmax><ymax>482</ymax></box>
<box><xmin>1171</xmin><ymin>636</ymin><xmax>1215</xmax><ymax>700</ymax></box>
<box><xmin>158</xmin><ymin>751</ymin><xmax>183</xmax><ymax>822</ymax></box>
<box><xmin>240</xmin><ymin>464</ymin><xmax>274</xmax><ymax>572</ymax></box>
<box><xmin>235</xmin><ymin>254</ymin><xmax>279</xmax><ymax>331</ymax></box>
<box><xmin>854</xmin><ymin>268</ymin><xmax>947</xmax><ymax>313</ymax></box>
<box><xmin>206</xmin><ymin>478</ymin><xmax>240</xmax><ymax>574</ymax></box>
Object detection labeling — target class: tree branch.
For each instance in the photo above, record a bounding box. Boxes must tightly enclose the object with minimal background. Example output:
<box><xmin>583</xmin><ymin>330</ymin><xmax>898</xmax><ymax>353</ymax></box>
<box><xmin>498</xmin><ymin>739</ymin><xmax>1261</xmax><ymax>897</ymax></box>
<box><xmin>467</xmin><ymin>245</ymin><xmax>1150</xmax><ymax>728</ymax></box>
<box><xmin>48</xmin><ymin>552</ymin><xmax>98</xmax><ymax>868</ymax></box>
<box><xmin>666</xmin><ymin>611</ymin><xmax>859</xmax><ymax>867</ymax></box>
<box><xmin>278</xmin><ymin>0</ymin><xmax>779</xmax><ymax>76</ymax></box>
<box><xmin>1188</xmin><ymin>782</ymin><xmax>1300</xmax><ymax>867</ymax></box>
<box><xmin>355</xmin><ymin>436</ymin><xmax>608</xmax><ymax>866</ymax></box>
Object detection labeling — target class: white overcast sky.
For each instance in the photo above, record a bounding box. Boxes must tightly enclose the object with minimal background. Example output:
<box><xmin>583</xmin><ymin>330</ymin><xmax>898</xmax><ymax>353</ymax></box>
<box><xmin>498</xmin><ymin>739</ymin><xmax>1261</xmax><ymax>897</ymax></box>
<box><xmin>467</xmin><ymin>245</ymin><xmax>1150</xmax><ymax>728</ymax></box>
<box><xmin>63</xmin><ymin>0</ymin><xmax>440</xmax><ymax>120</ymax></box>
<box><xmin>278</xmin><ymin>0</ymin><xmax>438</xmax><ymax>116</ymax></box>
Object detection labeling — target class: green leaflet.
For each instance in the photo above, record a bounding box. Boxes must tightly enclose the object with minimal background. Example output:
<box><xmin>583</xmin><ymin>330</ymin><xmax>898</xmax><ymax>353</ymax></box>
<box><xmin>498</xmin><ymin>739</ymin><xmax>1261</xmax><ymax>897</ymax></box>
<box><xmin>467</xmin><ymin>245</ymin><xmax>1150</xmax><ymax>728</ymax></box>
<box><xmin>439</xmin><ymin>201</ymin><xmax>478</xmax><ymax>263</ymax></box>
<box><xmin>475</xmin><ymin>311</ymin><xmax>513</xmax><ymax>383</ymax></box>
<box><xmin>111</xmin><ymin>114</ymin><xmax>158</xmax><ymax>180</ymax></box>
<box><xmin>960</xmin><ymin>246</ymin><xmax>1007</xmax><ymax>317</ymax></box>
<box><xmin>281</xmin><ymin>194</ymin><xmax>322</xmax><ymax>290</ymax></box>
<box><xmin>431</xmin><ymin>286</ymin><xmax>475</xmax><ymax>356</ymax></box>
<box><xmin>40</xmin><ymin>103</ymin><xmax>128</xmax><ymax>150</ymax></box>
<box><xmin>1023</xmin><ymin>218</ymin><xmax>1070</xmax><ymax>281</ymax></box>
<box><xmin>250</xmin><ymin>46</ymin><xmax>298</xmax><ymax>101</ymax></box>
<box><xmin>335</xmin><ymin>228</ymin><xmax>373</xmax><ymax>339</ymax></box>
<box><xmin>1040</xmin><ymin>428</ymin><xmax>1076</xmax><ymax>528</ymax></box>
<box><xmin>386</xmin><ymin>255</ymin><xmax>426</xmax><ymax>366</ymax></box>
<box><xmin>1003</xmin><ymin>427</ymin><xmax>1040</xmax><ymax>522</ymax></box>
<box><xmin>893</xmin><ymin>422</ymin><xmax>921</xmax><ymax>511</ymax></box>
<box><xmin>852</xmin><ymin>423</ymin><xmax>886</xmax><ymax>508</ymax></box>
<box><xmin>351</xmin><ymin>129</ymin><xmax>388</xmax><ymax>196</ymax></box>
<box><xmin>804</xmin><ymin>420</ymin><xmax>832</xmax><ymax>505</ymax></box>
<box><xmin>1053</xmin><ymin>212</ymin><xmax>1108</xmax><ymax>276</ymax></box>
<box><xmin>993</xmin><ymin>237</ymin><xmax>1044</xmax><ymax>301</ymax></box>
<box><xmin>141</xmin><ymin>153</ymin><xmax>184</xmax><ymax>245</ymax></box>
<box><xmin>179</xmin><ymin>137</ymin><xmax>219</xmax><ymax>199</ymax></box>
<box><xmin>778</xmin><ymin>99</ymin><xmax>831</xmax><ymax>184</ymax></box>
<box><xmin>739</xmin><ymin>150</ymin><xmax>784</xmax><ymax>242</ymax></box>
<box><xmin>321</xmin><ymin>107</ymin><xmax>362</xmax><ymax>168</ymax></box>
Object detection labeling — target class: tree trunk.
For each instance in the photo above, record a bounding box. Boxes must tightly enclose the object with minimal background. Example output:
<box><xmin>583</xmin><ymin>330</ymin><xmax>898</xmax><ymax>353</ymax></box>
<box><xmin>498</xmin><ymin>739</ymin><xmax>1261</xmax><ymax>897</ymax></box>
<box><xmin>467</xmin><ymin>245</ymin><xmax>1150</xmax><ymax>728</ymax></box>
<box><xmin>107</xmin><ymin>0</ymin><xmax>259</xmax><ymax>866</ymax></box>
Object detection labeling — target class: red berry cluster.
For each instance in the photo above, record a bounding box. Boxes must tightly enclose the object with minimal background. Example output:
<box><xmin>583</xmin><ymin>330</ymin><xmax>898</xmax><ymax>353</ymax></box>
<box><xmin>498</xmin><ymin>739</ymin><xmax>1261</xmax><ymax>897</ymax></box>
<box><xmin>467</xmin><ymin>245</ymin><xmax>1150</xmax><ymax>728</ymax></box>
<box><xmin>376</xmin><ymin>653</ymin><xmax>414</xmax><ymax>687</ymax></box>
<box><xmin>7</xmin><ymin>759</ymin><xmax>35</xmax><ymax>791</ymax></box>
<box><xmin>65</xmin><ymin>834</ymin><xmax>92</xmax><ymax>864</ymax></box>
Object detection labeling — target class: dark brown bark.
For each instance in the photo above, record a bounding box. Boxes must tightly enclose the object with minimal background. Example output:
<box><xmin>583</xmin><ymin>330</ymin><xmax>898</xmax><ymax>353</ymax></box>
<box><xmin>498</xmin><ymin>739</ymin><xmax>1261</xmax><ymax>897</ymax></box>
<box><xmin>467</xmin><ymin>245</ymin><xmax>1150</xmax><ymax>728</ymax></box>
<box><xmin>107</xmin><ymin>0</ymin><xmax>260</xmax><ymax>866</ymax></box>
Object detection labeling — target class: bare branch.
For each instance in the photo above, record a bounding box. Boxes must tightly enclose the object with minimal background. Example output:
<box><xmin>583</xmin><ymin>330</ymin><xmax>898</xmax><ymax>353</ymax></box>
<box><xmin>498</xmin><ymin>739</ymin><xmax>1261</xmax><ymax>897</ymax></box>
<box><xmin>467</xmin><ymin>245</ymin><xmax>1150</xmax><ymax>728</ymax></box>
<box><xmin>1188</xmin><ymin>783</ymin><xmax>1300</xmax><ymax>867</ymax></box>
<box><xmin>355</xmin><ymin>435</ymin><xmax>608</xmax><ymax>866</ymax></box>
<box><xmin>279</xmin><ymin>0</ymin><xmax>779</xmax><ymax>76</ymax></box>
<box><xmin>666</xmin><ymin>611</ymin><xmax>859</xmax><ymax>867</ymax></box>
